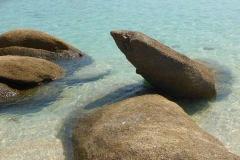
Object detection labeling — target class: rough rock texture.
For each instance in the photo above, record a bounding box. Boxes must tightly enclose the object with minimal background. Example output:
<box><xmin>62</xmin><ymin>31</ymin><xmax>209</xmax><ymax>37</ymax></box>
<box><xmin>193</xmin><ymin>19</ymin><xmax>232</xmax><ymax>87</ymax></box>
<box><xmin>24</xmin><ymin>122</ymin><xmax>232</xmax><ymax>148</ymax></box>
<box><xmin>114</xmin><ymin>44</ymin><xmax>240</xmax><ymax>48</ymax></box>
<box><xmin>110</xmin><ymin>30</ymin><xmax>216</xmax><ymax>98</ymax></box>
<box><xmin>0</xmin><ymin>56</ymin><xmax>64</xmax><ymax>88</ymax></box>
<box><xmin>0</xmin><ymin>46</ymin><xmax>81</xmax><ymax>59</ymax></box>
<box><xmin>72</xmin><ymin>94</ymin><xmax>240</xmax><ymax>160</ymax></box>
<box><xmin>0</xmin><ymin>29</ymin><xmax>84</xmax><ymax>59</ymax></box>
<box><xmin>0</xmin><ymin>83</ymin><xmax>18</xmax><ymax>98</ymax></box>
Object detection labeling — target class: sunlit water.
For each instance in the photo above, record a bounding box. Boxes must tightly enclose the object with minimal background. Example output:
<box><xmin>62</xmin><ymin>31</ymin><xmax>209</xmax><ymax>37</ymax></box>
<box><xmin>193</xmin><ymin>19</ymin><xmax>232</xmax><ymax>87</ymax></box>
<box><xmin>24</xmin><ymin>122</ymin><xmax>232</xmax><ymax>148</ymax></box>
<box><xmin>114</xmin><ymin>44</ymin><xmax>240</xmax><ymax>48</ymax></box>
<box><xmin>1</xmin><ymin>0</ymin><xmax>240</xmax><ymax>159</ymax></box>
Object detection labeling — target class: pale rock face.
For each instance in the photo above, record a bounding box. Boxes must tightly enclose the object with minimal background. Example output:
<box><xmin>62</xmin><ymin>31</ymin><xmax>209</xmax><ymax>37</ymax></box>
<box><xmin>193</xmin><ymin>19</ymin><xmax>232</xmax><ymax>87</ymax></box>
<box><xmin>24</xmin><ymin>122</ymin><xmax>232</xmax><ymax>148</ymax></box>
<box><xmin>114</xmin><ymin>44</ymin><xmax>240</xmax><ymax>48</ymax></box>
<box><xmin>72</xmin><ymin>94</ymin><xmax>239</xmax><ymax>160</ymax></box>
<box><xmin>111</xmin><ymin>30</ymin><xmax>216</xmax><ymax>98</ymax></box>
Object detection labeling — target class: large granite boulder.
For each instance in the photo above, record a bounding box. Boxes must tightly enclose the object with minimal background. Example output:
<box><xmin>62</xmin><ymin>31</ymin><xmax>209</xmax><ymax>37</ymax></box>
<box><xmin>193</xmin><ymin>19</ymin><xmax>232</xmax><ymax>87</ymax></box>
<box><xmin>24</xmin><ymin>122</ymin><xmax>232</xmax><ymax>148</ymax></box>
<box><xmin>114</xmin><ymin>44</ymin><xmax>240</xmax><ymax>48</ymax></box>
<box><xmin>72</xmin><ymin>94</ymin><xmax>239</xmax><ymax>160</ymax></box>
<box><xmin>0</xmin><ymin>56</ymin><xmax>64</xmax><ymax>89</ymax></box>
<box><xmin>0</xmin><ymin>29</ymin><xmax>84</xmax><ymax>59</ymax></box>
<box><xmin>110</xmin><ymin>30</ymin><xmax>216</xmax><ymax>98</ymax></box>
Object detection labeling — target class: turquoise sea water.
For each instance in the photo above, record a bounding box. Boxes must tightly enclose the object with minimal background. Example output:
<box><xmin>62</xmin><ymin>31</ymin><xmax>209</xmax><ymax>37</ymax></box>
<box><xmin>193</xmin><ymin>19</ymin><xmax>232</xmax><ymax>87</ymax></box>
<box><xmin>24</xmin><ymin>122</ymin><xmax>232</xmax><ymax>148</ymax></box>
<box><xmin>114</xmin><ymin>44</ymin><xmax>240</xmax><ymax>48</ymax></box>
<box><xmin>1</xmin><ymin>0</ymin><xmax>240</xmax><ymax>159</ymax></box>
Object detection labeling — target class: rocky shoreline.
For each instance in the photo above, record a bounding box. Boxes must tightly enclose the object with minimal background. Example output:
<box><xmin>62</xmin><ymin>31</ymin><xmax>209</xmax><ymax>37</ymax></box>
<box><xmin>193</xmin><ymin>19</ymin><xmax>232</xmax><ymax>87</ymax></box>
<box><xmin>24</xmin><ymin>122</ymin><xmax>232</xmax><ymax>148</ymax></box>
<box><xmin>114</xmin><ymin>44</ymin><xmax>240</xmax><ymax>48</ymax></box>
<box><xmin>0</xmin><ymin>29</ymin><xmax>239</xmax><ymax>159</ymax></box>
<box><xmin>0</xmin><ymin>29</ymin><xmax>85</xmax><ymax>100</ymax></box>
<box><xmin>71</xmin><ymin>30</ymin><xmax>239</xmax><ymax>159</ymax></box>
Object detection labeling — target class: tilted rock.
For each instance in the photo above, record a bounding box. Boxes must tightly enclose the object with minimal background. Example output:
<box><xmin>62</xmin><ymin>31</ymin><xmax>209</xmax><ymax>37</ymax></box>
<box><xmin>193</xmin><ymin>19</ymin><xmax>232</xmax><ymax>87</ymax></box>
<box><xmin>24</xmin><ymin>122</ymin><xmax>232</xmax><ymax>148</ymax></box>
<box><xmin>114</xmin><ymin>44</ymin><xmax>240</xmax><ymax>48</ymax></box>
<box><xmin>110</xmin><ymin>30</ymin><xmax>216</xmax><ymax>98</ymax></box>
<box><xmin>0</xmin><ymin>29</ymin><xmax>84</xmax><ymax>59</ymax></box>
<box><xmin>72</xmin><ymin>94</ymin><xmax>240</xmax><ymax>160</ymax></box>
<box><xmin>0</xmin><ymin>56</ymin><xmax>64</xmax><ymax>89</ymax></box>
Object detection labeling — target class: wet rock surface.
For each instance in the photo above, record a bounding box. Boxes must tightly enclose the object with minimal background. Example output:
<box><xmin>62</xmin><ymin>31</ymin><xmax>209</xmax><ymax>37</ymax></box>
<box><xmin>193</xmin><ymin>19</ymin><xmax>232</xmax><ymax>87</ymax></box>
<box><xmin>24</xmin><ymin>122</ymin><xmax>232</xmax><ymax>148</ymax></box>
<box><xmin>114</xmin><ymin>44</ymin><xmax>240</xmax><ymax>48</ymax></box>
<box><xmin>0</xmin><ymin>83</ymin><xmax>18</xmax><ymax>99</ymax></box>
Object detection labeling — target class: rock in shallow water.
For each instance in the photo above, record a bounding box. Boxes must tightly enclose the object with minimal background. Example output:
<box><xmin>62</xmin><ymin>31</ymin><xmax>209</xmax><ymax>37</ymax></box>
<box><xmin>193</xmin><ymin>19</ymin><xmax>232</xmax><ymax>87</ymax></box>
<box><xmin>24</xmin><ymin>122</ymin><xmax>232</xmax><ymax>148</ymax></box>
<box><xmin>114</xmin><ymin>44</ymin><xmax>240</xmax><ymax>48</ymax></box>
<box><xmin>0</xmin><ymin>83</ymin><xmax>18</xmax><ymax>98</ymax></box>
<box><xmin>0</xmin><ymin>29</ymin><xmax>84</xmax><ymax>59</ymax></box>
<box><xmin>72</xmin><ymin>94</ymin><xmax>239</xmax><ymax>160</ymax></box>
<box><xmin>0</xmin><ymin>56</ymin><xmax>64</xmax><ymax>89</ymax></box>
<box><xmin>110</xmin><ymin>30</ymin><xmax>216</xmax><ymax>98</ymax></box>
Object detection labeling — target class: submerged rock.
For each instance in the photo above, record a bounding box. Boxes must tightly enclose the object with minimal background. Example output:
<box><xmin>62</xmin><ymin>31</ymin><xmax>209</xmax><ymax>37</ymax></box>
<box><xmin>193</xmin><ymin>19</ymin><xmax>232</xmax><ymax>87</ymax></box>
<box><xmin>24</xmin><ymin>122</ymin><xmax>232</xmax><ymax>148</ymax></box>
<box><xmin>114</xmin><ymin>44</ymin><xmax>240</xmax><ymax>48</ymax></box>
<box><xmin>72</xmin><ymin>94</ymin><xmax>240</xmax><ymax>160</ymax></box>
<box><xmin>0</xmin><ymin>29</ymin><xmax>84</xmax><ymax>59</ymax></box>
<box><xmin>0</xmin><ymin>83</ymin><xmax>18</xmax><ymax>98</ymax></box>
<box><xmin>110</xmin><ymin>30</ymin><xmax>216</xmax><ymax>98</ymax></box>
<box><xmin>0</xmin><ymin>56</ymin><xmax>64</xmax><ymax>89</ymax></box>
<box><xmin>203</xmin><ymin>47</ymin><xmax>214</xmax><ymax>51</ymax></box>
<box><xmin>0</xmin><ymin>46</ymin><xmax>81</xmax><ymax>59</ymax></box>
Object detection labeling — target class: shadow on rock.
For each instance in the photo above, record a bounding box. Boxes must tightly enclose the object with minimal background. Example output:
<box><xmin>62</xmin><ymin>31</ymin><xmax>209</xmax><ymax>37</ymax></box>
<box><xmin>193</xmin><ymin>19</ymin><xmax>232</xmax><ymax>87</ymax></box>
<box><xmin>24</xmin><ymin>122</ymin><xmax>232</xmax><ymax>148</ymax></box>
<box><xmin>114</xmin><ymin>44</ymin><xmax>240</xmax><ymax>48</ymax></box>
<box><xmin>83</xmin><ymin>83</ymin><xmax>153</xmax><ymax>110</ymax></box>
<box><xmin>83</xmin><ymin>80</ymin><xmax>216</xmax><ymax>115</ymax></box>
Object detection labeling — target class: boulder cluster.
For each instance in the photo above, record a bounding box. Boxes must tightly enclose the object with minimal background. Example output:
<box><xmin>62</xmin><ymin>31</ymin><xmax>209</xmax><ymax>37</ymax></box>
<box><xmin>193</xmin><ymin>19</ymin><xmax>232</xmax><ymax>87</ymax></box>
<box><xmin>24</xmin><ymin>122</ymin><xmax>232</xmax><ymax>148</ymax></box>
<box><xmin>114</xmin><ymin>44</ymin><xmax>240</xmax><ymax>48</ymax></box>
<box><xmin>0</xmin><ymin>29</ymin><xmax>84</xmax><ymax>59</ymax></box>
<box><xmin>0</xmin><ymin>29</ymin><xmax>84</xmax><ymax>98</ymax></box>
<box><xmin>0</xmin><ymin>29</ymin><xmax>239</xmax><ymax>159</ymax></box>
<box><xmin>71</xmin><ymin>30</ymin><xmax>240</xmax><ymax>159</ymax></box>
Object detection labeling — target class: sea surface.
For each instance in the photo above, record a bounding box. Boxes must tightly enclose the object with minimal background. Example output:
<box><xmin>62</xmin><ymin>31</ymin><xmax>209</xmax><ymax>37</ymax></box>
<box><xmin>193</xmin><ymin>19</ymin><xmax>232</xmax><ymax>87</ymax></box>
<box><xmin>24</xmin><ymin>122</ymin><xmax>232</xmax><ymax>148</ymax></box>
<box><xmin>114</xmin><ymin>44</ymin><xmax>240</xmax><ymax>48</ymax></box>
<box><xmin>1</xmin><ymin>0</ymin><xmax>240</xmax><ymax>159</ymax></box>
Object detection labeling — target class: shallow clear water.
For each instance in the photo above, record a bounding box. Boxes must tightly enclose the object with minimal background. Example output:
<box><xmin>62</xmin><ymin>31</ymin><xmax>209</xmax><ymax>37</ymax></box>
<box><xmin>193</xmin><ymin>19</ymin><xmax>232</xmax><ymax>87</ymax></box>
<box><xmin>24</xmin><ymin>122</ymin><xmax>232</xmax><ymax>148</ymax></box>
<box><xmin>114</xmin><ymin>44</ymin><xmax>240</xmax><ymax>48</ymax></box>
<box><xmin>1</xmin><ymin>0</ymin><xmax>240</xmax><ymax>159</ymax></box>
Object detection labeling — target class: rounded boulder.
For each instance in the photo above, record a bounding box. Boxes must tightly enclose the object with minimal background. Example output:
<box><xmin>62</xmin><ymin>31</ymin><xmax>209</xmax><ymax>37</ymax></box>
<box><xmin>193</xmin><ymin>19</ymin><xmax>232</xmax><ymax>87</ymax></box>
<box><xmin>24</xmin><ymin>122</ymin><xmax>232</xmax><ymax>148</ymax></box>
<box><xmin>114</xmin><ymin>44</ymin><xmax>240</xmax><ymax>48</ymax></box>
<box><xmin>72</xmin><ymin>94</ymin><xmax>239</xmax><ymax>160</ymax></box>
<box><xmin>0</xmin><ymin>56</ymin><xmax>64</xmax><ymax>88</ymax></box>
<box><xmin>0</xmin><ymin>29</ymin><xmax>84</xmax><ymax>59</ymax></box>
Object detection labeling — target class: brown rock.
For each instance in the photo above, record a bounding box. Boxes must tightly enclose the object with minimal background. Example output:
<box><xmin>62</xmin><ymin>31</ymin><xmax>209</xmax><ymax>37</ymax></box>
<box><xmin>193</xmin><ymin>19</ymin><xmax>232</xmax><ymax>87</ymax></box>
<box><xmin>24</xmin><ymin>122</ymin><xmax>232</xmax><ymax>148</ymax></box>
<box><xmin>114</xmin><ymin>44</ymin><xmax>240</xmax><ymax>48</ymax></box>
<box><xmin>0</xmin><ymin>46</ymin><xmax>81</xmax><ymax>59</ymax></box>
<box><xmin>0</xmin><ymin>56</ymin><xmax>64</xmax><ymax>88</ymax></box>
<box><xmin>72</xmin><ymin>94</ymin><xmax>239</xmax><ymax>160</ymax></box>
<box><xmin>110</xmin><ymin>30</ymin><xmax>216</xmax><ymax>98</ymax></box>
<box><xmin>0</xmin><ymin>29</ymin><xmax>84</xmax><ymax>59</ymax></box>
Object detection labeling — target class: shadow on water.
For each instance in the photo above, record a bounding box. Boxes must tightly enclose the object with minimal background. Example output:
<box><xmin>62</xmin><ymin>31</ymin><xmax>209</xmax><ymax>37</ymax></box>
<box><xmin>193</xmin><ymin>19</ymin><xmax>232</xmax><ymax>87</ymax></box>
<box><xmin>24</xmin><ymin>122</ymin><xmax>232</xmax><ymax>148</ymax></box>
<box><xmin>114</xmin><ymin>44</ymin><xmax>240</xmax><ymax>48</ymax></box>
<box><xmin>52</xmin><ymin>55</ymin><xmax>94</xmax><ymax>76</ymax></box>
<box><xmin>0</xmin><ymin>55</ymin><xmax>111</xmax><ymax>115</ymax></box>
<box><xmin>173</xmin><ymin>58</ymin><xmax>234</xmax><ymax>115</ymax></box>
<box><xmin>58</xmin><ymin>58</ymin><xmax>234</xmax><ymax>159</ymax></box>
<box><xmin>82</xmin><ymin>82</ymin><xmax>216</xmax><ymax>115</ymax></box>
<box><xmin>170</xmin><ymin>96</ymin><xmax>216</xmax><ymax>116</ymax></box>
<box><xmin>196</xmin><ymin>58</ymin><xmax>234</xmax><ymax>101</ymax></box>
<box><xmin>83</xmin><ymin>82</ymin><xmax>149</xmax><ymax>110</ymax></box>
<box><xmin>0</xmin><ymin>0</ymin><xmax>7</xmax><ymax>4</ymax></box>
<box><xmin>58</xmin><ymin>82</ymin><xmax>154</xmax><ymax>160</ymax></box>
<box><xmin>57</xmin><ymin>58</ymin><xmax>234</xmax><ymax>159</ymax></box>
<box><xmin>3</xmin><ymin>55</ymin><xmax>229</xmax><ymax>159</ymax></box>
<box><xmin>78</xmin><ymin>56</ymin><xmax>234</xmax><ymax>113</ymax></box>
